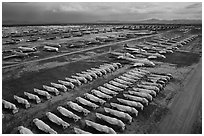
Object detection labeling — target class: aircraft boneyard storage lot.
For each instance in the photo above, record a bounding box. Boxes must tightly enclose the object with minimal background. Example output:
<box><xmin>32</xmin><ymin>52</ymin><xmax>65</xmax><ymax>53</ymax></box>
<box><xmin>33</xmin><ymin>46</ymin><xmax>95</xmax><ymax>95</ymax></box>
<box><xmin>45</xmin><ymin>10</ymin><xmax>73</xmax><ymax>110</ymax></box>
<box><xmin>2</xmin><ymin>24</ymin><xmax>202</xmax><ymax>134</ymax></box>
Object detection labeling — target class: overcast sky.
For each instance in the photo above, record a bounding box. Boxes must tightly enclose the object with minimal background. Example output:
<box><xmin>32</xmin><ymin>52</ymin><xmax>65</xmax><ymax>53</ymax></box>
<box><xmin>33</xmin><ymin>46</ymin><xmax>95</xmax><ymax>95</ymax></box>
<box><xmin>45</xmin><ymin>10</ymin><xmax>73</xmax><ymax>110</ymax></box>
<box><xmin>2</xmin><ymin>2</ymin><xmax>202</xmax><ymax>24</ymax></box>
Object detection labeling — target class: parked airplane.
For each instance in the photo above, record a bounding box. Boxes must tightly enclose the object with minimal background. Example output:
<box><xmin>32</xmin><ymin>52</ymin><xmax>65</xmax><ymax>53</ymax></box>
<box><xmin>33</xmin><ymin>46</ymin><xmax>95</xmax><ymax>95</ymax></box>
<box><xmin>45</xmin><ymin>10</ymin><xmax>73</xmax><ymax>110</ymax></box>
<box><xmin>124</xmin><ymin>47</ymin><xmax>166</xmax><ymax>59</ymax></box>
<box><xmin>110</xmin><ymin>51</ymin><xmax>155</xmax><ymax>67</ymax></box>
<box><xmin>18</xmin><ymin>46</ymin><xmax>37</xmax><ymax>53</ymax></box>
<box><xmin>43</xmin><ymin>46</ymin><xmax>59</xmax><ymax>52</ymax></box>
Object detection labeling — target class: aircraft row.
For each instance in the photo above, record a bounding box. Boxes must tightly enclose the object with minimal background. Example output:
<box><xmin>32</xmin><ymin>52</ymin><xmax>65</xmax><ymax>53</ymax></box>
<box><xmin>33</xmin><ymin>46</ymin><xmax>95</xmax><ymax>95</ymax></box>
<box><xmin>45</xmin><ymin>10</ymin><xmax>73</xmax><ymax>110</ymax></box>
<box><xmin>16</xmin><ymin>68</ymin><xmax>172</xmax><ymax>134</ymax></box>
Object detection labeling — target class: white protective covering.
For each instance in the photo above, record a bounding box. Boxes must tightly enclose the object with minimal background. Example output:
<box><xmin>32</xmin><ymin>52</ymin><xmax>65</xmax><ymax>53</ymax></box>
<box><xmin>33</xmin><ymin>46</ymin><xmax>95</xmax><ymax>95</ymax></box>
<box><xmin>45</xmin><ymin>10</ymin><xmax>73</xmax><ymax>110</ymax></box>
<box><xmin>91</xmin><ymin>68</ymin><xmax>107</xmax><ymax>75</ymax></box>
<box><xmin>18</xmin><ymin>126</ymin><xmax>33</xmax><ymax>134</ymax></box>
<box><xmin>91</xmin><ymin>89</ymin><xmax>112</xmax><ymax>100</ymax></box>
<box><xmin>123</xmin><ymin>73</ymin><xmax>141</xmax><ymax>80</ymax></box>
<box><xmin>73</xmin><ymin>127</ymin><xmax>91</xmax><ymax>134</ymax></box>
<box><xmin>65</xmin><ymin>77</ymin><xmax>82</xmax><ymax>86</ymax></box>
<box><xmin>76</xmin><ymin>97</ymin><xmax>99</xmax><ymax>109</ymax></box>
<box><xmin>81</xmin><ymin>71</ymin><xmax>98</xmax><ymax>79</ymax></box>
<box><xmin>50</xmin><ymin>82</ymin><xmax>68</xmax><ymax>92</ymax></box>
<box><xmin>57</xmin><ymin>106</ymin><xmax>81</xmax><ymax>122</ymax></box>
<box><xmin>104</xmin><ymin>107</ymin><xmax>132</xmax><ymax>124</ymax></box>
<box><xmin>97</xmin><ymin>86</ymin><xmax>118</xmax><ymax>96</ymax></box>
<box><xmin>128</xmin><ymin>71</ymin><xmax>146</xmax><ymax>77</ymax></box>
<box><xmin>137</xmin><ymin>84</ymin><xmax>160</xmax><ymax>92</ymax></box>
<box><xmin>84</xmin><ymin>93</ymin><xmax>106</xmax><ymax>105</ymax></box>
<box><xmin>117</xmin><ymin>98</ymin><xmax>144</xmax><ymax>110</ymax></box>
<box><xmin>109</xmin><ymin>80</ymin><xmax>128</xmax><ymax>89</ymax></box>
<box><xmin>123</xmin><ymin>94</ymin><xmax>149</xmax><ymax>106</ymax></box>
<box><xmin>110</xmin><ymin>102</ymin><xmax>138</xmax><ymax>116</ymax></box>
<box><xmin>114</xmin><ymin>78</ymin><xmax>132</xmax><ymax>85</ymax></box>
<box><xmin>87</xmin><ymin>69</ymin><xmax>103</xmax><ymax>77</ymax></box>
<box><xmin>46</xmin><ymin>112</ymin><xmax>70</xmax><ymax>129</ymax></box>
<box><xmin>140</xmin><ymin>81</ymin><xmax>163</xmax><ymax>89</ymax></box>
<box><xmin>34</xmin><ymin>88</ymin><xmax>51</xmax><ymax>99</ymax></box>
<box><xmin>103</xmin><ymin>83</ymin><xmax>124</xmax><ymax>92</ymax></box>
<box><xmin>151</xmin><ymin>74</ymin><xmax>171</xmax><ymax>81</ymax></box>
<box><xmin>67</xmin><ymin>101</ymin><xmax>90</xmax><ymax>116</ymax></box>
<box><xmin>119</xmin><ymin>76</ymin><xmax>137</xmax><ymax>83</ymax></box>
<box><xmin>2</xmin><ymin>100</ymin><xmax>18</xmax><ymax>114</ymax></box>
<box><xmin>24</xmin><ymin>92</ymin><xmax>41</xmax><ymax>103</ymax></box>
<box><xmin>85</xmin><ymin>120</ymin><xmax>116</xmax><ymax>134</ymax></box>
<box><xmin>71</xmin><ymin>75</ymin><xmax>88</xmax><ymax>84</ymax></box>
<box><xmin>43</xmin><ymin>85</ymin><xmax>60</xmax><ymax>95</ymax></box>
<box><xmin>14</xmin><ymin>95</ymin><xmax>30</xmax><ymax>109</ymax></box>
<box><xmin>58</xmin><ymin>80</ymin><xmax>75</xmax><ymax>89</ymax></box>
<box><xmin>128</xmin><ymin>91</ymin><xmax>153</xmax><ymax>101</ymax></box>
<box><xmin>148</xmin><ymin>76</ymin><xmax>168</xmax><ymax>83</ymax></box>
<box><xmin>133</xmin><ymin>87</ymin><xmax>157</xmax><ymax>97</ymax></box>
<box><xmin>33</xmin><ymin>118</ymin><xmax>57</xmax><ymax>134</ymax></box>
<box><xmin>95</xmin><ymin>113</ymin><xmax>125</xmax><ymax>130</ymax></box>
<box><xmin>76</xmin><ymin>73</ymin><xmax>93</xmax><ymax>81</ymax></box>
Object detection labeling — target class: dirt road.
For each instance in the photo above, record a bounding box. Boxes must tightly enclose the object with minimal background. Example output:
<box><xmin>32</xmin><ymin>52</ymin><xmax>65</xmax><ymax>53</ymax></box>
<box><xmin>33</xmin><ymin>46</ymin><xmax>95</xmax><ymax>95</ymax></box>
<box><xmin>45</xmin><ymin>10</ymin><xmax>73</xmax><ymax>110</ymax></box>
<box><xmin>158</xmin><ymin>59</ymin><xmax>202</xmax><ymax>133</ymax></box>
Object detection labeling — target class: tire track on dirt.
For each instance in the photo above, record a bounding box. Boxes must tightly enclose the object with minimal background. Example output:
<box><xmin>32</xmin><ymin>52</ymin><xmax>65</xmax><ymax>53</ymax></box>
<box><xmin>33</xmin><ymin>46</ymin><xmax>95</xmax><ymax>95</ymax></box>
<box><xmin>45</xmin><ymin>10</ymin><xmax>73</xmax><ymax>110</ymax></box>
<box><xmin>158</xmin><ymin>59</ymin><xmax>202</xmax><ymax>133</ymax></box>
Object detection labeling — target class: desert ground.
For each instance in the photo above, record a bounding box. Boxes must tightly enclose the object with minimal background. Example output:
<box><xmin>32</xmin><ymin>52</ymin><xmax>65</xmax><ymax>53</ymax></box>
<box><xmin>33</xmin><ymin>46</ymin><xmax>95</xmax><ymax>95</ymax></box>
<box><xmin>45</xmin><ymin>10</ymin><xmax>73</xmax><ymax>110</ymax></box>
<box><xmin>2</xmin><ymin>24</ymin><xmax>202</xmax><ymax>134</ymax></box>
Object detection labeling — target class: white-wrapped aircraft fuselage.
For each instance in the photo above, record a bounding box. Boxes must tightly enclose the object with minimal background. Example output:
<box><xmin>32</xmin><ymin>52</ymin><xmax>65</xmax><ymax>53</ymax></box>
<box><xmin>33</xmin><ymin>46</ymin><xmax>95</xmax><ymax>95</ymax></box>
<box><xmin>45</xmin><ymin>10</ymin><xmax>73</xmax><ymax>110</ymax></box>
<box><xmin>71</xmin><ymin>75</ymin><xmax>88</xmax><ymax>84</ymax></box>
<box><xmin>140</xmin><ymin>81</ymin><xmax>163</xmax><ymax>89</ymax></box>
<box><xmin>73</xmin><ymin>127</ymin><xmax>91</xmax><ymax>134</ymax></box>
<box><xmin>137</xmin><ymin>84</ymin><xmax>160</xmax><ymax>92</ymax></box>
<box><xmin>97</xmin><ymin>86</ymin><xmax>118</xmax><ymax>96</ymax></box>
<box><xmin>123</xmin><ymin>94</ymin><xmax>149</xmax><ymax>106</ymax></box>
<box><xmin>128</xmin><ymin>71</ymin><xmax>145</xmax><ymax>77</ymax></box>
<box><xmin>76</xmin><ymin>97</ymin><xmax>99</xmax><ymax>109</ymax></box>
<box><xmin>91</xmin><ymin>89</ymin><xmax>112</xmax><ymax>100</ymax></box>
<box><xmin>84</xmin><ymin>93</ymin><xmax>106</xmax><ymax>105</ymax></box>
<box><xmin>85</xmin><ymin>120</ymin><xmax>116</xmax><ymax>134</ymax></box>
<box><xmin>67</xmin><ymin>101</ymin><xmax>90</xmax><ymax>116</ymax></box>
<box><xmin>104</xmin><ymin>107</ymin><xmax>132</xmax><ymax>124</ymax></box>
<box><xmin>133</xmin><ymin>87</ymin><xmax>157</xmax><ymax>97</ymax></box>
<box><xmin>100</xmin><ymin>66</ymin><xmax>112</xmax><ymax>73</ymax></box>
<box><xmin>2</xmin><ymin>100</ymin><xmax>18</xmax><ymax>114</ymax></box>
<box><xmin>33</xmin><ymin>118</ymin><xmax>57</xmax><ymax>134</ymax></box>
<box><xmin>117</xmin><ymin>98</ymin><xmax>144</xmax><ymax>110</ymax></box>
<box><xmin>43</xmin><ymin>85</ymin><xmax>60</xmax><ymax>95</ymax></box>
<box><xmin>119</xmin><ymin>76</ymin><xmax>137</xmax><ymax>83</ymax></box>
<box><xmin>109</xmin><ymin>80</ymin><xmax>128</xmax><ymax>89</ymax></box>
<box><xmin>123</xmin><ymin>73</ymin><xmax>141</xmax><ymax>80</ymax></box>
<box><xmin>96</xmin><ymin>113</ymin><xmax>126</xmax><ymax>130</ymax></box>
<box><xmin>50</xmin><ymin>82</ymin><xmax>68</xmax><ymax>92</ymax></box>
<box><xmin>65</xmin><ymin>77</ymin><xmax>82</xmax><ymax>86</ymax></box>
<box><xmin>18</xmin><ymin>126</ymin><xmax>33</xmax><ymax>134</ymax></box>
<box><xmin>46</xmin><ymin>112</ymin><xmax>70</xmax><ymax>129</ymax></box>
<box><xmin>24</xmin><ymin>92</ymin><xmax>41</xmax><ymax>103</ymax></box>
<box><xmin>87</xmin><ymin>69</ymin><xmax>103</xmax><ymax>77</ymax></box>
<box><xmin>103</xmin><ymin>83</ymin><xmax>124</xmax><ymax>92</ymax></box>
<box><xmin>34</xmin><ymin>88</ymin><xmax>51</xmax><ymax>99</ymax></box>
<box><xmin>114</xmin><ymin>78</ymin><xmax>132</xmax><ymax>85</ymax></box>
<box><xmin>128</xmin><ymin>90</ymin><xmax>153</xmax><ymax>101</ymax></box>
<box><xmin>110</xmin><ymin>102</ymin><xmax>138</xmax><ymax>116</ymax></box>
<box><xmin>58</xmin><ymin>80</ymin><xmax>75</xmax><ymax>89</ymax></box>
<box><xmin>91</xmin><ymin>68</ymin><xmax>107</xmax><ymax>75</ymax></box>
<box><xmin>76</xmin><ymin>73</ymin><xmax>93</xmax><ymax>81</ymax></box>
<box><xmin>57</xmin><ymin>106</ymin><xmax>81</xmax><ymax>122</ymax></box>
<box><xmin>81</xmin><ymin>71</ymin><xmax>98</xmax><ymax>79</ymax></box>
<box><xmin>14</xmin><ymin>95</ymin><xmax>30</xmax><ymax>109</ymax></box>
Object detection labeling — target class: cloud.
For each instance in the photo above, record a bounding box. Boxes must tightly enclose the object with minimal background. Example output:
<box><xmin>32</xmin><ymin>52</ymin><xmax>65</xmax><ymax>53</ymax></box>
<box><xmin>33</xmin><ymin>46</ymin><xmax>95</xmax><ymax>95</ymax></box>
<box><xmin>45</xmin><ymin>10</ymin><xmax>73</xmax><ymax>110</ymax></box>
<box><xmin>2</xmin><ymin>2</ymin><xmax>202</xmax><ymax>24</ymax></box>
<box><xmin>185</xmin><ymin>3</ymin><xmax>201</xmax><ymax>9</ymax></box>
